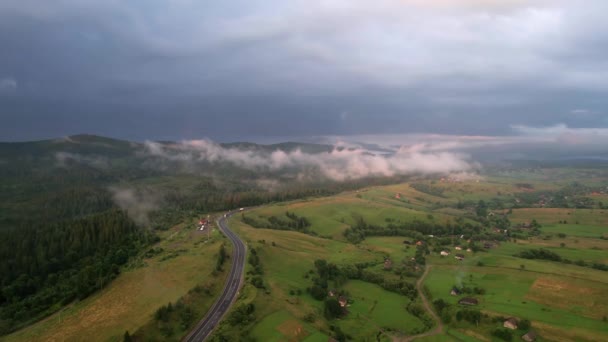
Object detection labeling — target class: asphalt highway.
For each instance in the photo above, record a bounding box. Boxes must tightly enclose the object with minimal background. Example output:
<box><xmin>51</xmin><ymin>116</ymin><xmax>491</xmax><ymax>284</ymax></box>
<box><xmin>183</xmin><ymin>210</ymin><xmax>247</xmax><ymax>342</ymax></box>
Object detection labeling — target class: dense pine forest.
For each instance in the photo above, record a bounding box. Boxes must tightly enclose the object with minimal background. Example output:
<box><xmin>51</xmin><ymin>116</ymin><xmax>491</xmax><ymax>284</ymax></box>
<box><xmin>0</xmin><ymin>210</ymin><xmax>155</xmax><ymax>334</ymax></box>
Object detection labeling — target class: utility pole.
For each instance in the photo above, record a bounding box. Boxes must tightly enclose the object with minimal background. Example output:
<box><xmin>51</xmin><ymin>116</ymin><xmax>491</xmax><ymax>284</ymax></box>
<box><xmin>207</xmin><ymin>214</ymin><xmax>211</xmax><ymax>241</ymax></box>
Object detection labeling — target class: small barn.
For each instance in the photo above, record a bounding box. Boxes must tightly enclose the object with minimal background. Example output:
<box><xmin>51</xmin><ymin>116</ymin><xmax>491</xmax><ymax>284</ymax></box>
<box><xmin>521</xmin><ymin>331</ymin><xmax>537</xmax><ymax>342</ymax></box>
<box><xmin>384</xmin><ymin>258</ymin><xmax>393</xmax><ymax>270</ymax></box>
<box><xmin>450</xmin><ymin>287</ymin><xmax>461</xmax><ymax>296</ymax></box>
<box><xmin>504</xmin><ymin>317</ymin><xmax>518</xmax><ymax>330</ymax></box>
<box><xmin>458</xmin><ymin>297</ymin><xmax>478</xmax><ymax>306</ymax></box>
<box><xmin>440</xmin><ymin>250</ymin><xmax>450</xmax><ymax>256</ymax></box>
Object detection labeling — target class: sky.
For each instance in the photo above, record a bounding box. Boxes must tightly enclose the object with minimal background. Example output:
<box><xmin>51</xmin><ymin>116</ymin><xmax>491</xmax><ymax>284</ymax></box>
<box><xmin>1</xmin><ymin>0</ymin><xmax>607</xmax><ymax>142</ymax></box>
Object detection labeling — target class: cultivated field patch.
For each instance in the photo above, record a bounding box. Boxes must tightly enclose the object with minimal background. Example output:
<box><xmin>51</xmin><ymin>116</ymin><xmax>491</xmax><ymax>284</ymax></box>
<box><xmin>526</xmin><ymin>277</ymin><xmax>608</xmax><ymax>320</ymax></box>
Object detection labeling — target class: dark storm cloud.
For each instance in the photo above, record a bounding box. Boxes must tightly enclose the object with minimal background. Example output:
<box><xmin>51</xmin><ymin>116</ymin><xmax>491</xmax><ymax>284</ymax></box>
<box><xmin>1</xmin><ymin>0</ymin><xmax>607</xmax><ymax>141</ymax></box>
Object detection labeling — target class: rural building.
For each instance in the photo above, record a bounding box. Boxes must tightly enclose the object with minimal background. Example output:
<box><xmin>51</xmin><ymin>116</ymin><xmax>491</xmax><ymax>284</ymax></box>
<box><xmin>466</xmin><ymin>248</ymin><xmax>472</xmax><ymax>253</ymax></box>
<box><xmin>384</xmin><ymin>258</ymin><xmax>393</xmax><ymax>270</ymax></box>
<box><xmin>450</xmin><ymin>287</ymin><xmax>461</xmax><ymax>296</ymax></box>
<box><xmin>416</xmin><ymin>240</ymin><xmax>424</xmax><ymax>246</ymax></box>
<box><xmin>455</xmin><ymin>254</ymin><xmax>465</xmax><ymax>261</ymax></box>
<box><xmin>395</xmin><ymin>193</ymin><xmax>401</xmax><ymax>199</ymax></box>
<box><xmin>338</xmin><ymin>296</ymin><xmax>348</xmax><ymax>308</ymax></box>
<box><xmin>328</xmin><ymin>290</ymin><xmax>336</xmax><ymax>297</ymax></box>
<box><xmin>454</xmin><ymin>246</ymin><xmax>462</xmax><ymax>250</ymax></box>
<box><xmin>458</xmin><ymin>297</ymin><xmax>478</xmax><ymax>306</ymax></box>
<box><xmin>521</xmin><ymin>331</ymin><xmax>537</xmax><ymax>342</ymax></box>
<box><xmin>504</xmin><ymin>317</ymin><xmax>518</xmax><ymax>330</ymax></box>
<box><xmin>440</xmin><ymin>250</ymin><xmax>450</xmax><ymax>256</ymax></box>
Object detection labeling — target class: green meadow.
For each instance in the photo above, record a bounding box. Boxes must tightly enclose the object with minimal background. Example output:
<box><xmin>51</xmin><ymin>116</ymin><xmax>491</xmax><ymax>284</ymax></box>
<box><xmin>213</xmin><ymin>215</ymin><xmax>427</xmax><ymax>341</ymax></box>
<box><xmin>217</xmin><ymin>171</ymin><xmax>608</xmax><ymax>342</ymax></box>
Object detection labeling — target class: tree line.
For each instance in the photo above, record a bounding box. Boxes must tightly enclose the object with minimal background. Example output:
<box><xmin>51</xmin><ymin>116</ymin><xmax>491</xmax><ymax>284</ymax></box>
<box><xmin>0</xmin><ymin>210</ymin><xmax>156</xmax><ymax>335</ymax></box>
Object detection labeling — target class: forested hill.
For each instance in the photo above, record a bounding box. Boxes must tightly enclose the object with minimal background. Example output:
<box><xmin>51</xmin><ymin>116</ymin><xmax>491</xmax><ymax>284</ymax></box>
<box><xmin>0</xmin><ymin>134</ymin><xmax>339</xmax><ymax>229</ymax></box>
<box><xmin>0</xmin><ymin>134</ymin><xmax>405</xmax><ymax>336</ymax></box>
<box><xmin>0</xmin><ymin>210</ymin><xmax>156</xmax><ymax>334</ymax></box>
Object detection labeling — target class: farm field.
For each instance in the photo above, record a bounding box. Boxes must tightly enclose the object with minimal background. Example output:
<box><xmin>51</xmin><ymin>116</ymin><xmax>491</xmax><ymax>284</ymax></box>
<box><xmin>5</xmin><ymin>222</ymin><xmax>228</xmax><ymax>342</ymax></box>
<box><xmin>215</xmin><ymin>171</ymin><xmax>608</xmax><ymax>342</ymax></box>
<box><xmin>510</xmin><ymin>208</ymin><xmax>608</xmax><ymax>227</ymax></box>
<box><xmin>214</xmin><ymin>216</ymin><xmax>425</xmax><ymax>341</ymax></box>
<box><xmin>339</xmin><ymin>280</ymin><xmax>425</xmax><ymax>336</ymax></box>
<box><xmin>11</xmin><ymin>169</ymin><xmax>605</xmax><ymax>342</ymax></box>
<box><xmin>250</xmin><ymin>310</ymin><xmax>328</xmax><ymax>342</ymax></box>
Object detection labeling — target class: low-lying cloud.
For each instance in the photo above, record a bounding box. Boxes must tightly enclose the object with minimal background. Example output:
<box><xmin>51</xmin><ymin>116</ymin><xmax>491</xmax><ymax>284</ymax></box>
<box><xmin>321</xmin><ymin>124</ymin><xmax>608</xmax><ymax>159</ymax></box>
<box><xmin>144</xmin><ymin>139</ymin><xmax>475</xmax><ymax>181</ymax></box>
<box><xmin>55</xmin><ymin>151</ymin><xmax>109</xmax><ymax>169</ymax></box>
<box><xmin>142</xmin><ymin>123</ymin><xmax>608</xmax><ymax>179</ymax></box>
<box><xmin>108</xmin><ymin>186</ymin><xmax>160</xmax><ymax>226</ymax></box>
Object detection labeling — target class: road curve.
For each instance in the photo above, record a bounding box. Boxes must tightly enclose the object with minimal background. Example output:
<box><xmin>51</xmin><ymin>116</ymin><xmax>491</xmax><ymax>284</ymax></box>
<box><xmin>183</xmin><ymin>210</ymin><xmax>247</xmax><ymax>342</ymax></box>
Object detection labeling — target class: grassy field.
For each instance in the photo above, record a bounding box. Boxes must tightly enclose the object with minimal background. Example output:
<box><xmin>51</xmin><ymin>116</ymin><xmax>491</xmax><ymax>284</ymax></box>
<box><xmin>5</xmin><ymin>222</ymin><xmax>228</xmax><ymax>342</ymax></box>
<box><xmin>510</xmin><ymin>208</ymin><xmax>608</xmax><ymax>226</ymax></box>
<box><xmin>222</xmin><ymin>174</ymin><xmax>608</xmax><ymax>341</ymax></box>
<box><xmin>359</xmin><ymin>236</ymin><xmax>417</xmax><ymax>262</ymax></box>
<box><xmin>217</xmin><ymin>216</ymin><xmax>424</xmax><ymax>341</ymax></box>
<box><xmin>339</xmin><ymin>280</ymin><xmax>425</xmax><ymax>336</ymax></box>
<box><xmin>250</xmin><ymin>310</ymin><xmax>333</xmax><ymax>342</ymax></box>
<box><xmin>424</xmin><ymin>256</ymin><xmax>608</xmax><ymax>342</ymax></box>
<box><xmin>246</xmin><ymin>188</ymin><xmax>476</xmax><ymax>241</ymax></box>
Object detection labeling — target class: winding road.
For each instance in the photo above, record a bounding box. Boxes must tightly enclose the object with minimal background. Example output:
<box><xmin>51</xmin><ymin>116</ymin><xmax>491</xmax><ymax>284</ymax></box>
<box><xmin>403</xmin><ymin>265</ymin><xmax>443</xmax><ymax>341</ymax></box>
<box><xmin>183</xmin><ymin>210</ymin><xmax>247</xmax><ymax>342</ymax></box>
<box><xmin>183</xmin><ymin>211</ymin><xmax>441</xmax><ymax>342</ymax></box>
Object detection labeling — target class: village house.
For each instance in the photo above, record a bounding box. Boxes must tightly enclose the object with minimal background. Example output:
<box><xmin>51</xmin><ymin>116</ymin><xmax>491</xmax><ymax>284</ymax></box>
<box><xmin>503</xmin><ymin>317</ymin><xmax>518</xmax><ymax>330</ymax></box>
<box><xmin>338</xmin><ymin>296</ymin><xmax>348</xmax><ymax>308</ymax></box>
<box><xmin>466</xmin><ymin>248</ymin><xmax>472</xmax><ymax>253</ymax></box>
<box><xmin>395</xmin><ymin>193</ymin><xmax>401</xmax><ymax>199</ymax></box>
<box><xmin>384</xmin><ymin>258</ymin><xmax>393</xmax><ymax>270</ymax></box>
<box><xmin>458</xmin><ymin>297</ymin><xmax>478</xmax><ymax>306</ymax></box>
<box><xmin>416</xmin><ymin>240</ymin><xmax>424</xmax><ymax>246</ymax></box>
<box><xmin>521</xmin><ymin>331</ymin><xmax>537</xmax><ymax>342</ymax></box>
<box><xmin>450</xmin><ymin>287</ymin><xmax>461</xmax><ymax>296</ymax></box>
<box><xmin>455</xmin><ymin>254</ymin><xmax>465</xmax><ymax>261</ymax></box>
<box><xmin>440</xmin><ymin>250</ymin><xmax>450</xmax><ymax>256</ymax></box>
<box><xmin>328</xmin><ymin>290</ymin><xmax>336</xmax><ymax>297</ymax></box>
<box><xmin>454</xmin><ymin>246</ymin><xmax>462</xmax><ymax>250</ymax></box>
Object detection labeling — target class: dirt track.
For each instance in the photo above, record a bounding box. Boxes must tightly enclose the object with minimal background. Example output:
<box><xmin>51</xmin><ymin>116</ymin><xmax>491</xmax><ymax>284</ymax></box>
<box><xmin>402</xmin><ymin>265</ymin><xmax>443</xmax><ymax>342</ymax></box>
